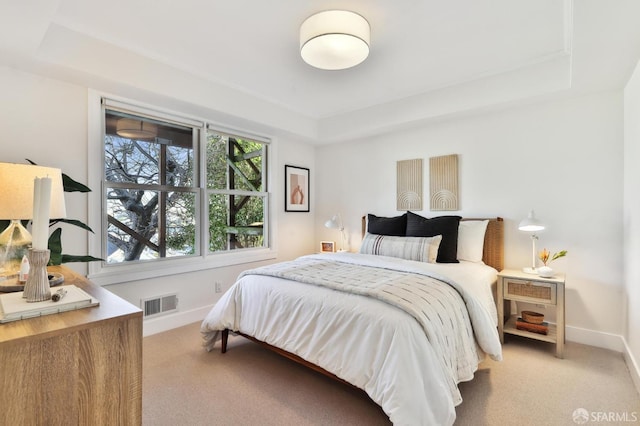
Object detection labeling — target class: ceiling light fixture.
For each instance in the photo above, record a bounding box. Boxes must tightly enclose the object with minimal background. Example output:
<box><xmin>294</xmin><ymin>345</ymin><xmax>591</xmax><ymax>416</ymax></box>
<box><xmin>300</xmin><ymin>10</ymin><xmax>370</xmax><ymax>70</ymax></box>
<box><xmin>116</xmin><ymin>118</ymin><xmax>158</xmax><ymax>140</ymax></box>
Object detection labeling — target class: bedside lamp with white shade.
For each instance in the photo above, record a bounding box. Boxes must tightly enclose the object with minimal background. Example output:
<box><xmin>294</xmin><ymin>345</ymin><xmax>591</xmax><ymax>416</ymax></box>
<box><xmin>325</xmin><ymin>214</ymin><xmax>346</xmax><ymax>252</ymax></box>
<box><xmin>518</xmin><ymin>210</ymin><xmax>545</xmax><ymax>274</ymax></box>
<box><xmin>0</xmin><ymin>162</ymin><xmax>67</xmax><ymax>277</ymax></box>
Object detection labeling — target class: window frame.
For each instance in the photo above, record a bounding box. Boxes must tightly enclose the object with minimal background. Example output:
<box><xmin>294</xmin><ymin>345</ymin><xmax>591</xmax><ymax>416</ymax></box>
<box><xmin>87</xmin><ymin>92</ymin><xmax>276</xmax><ymax>285</ymax></box>
<box><xmin>205</xmin><ymin>127</ymin><xmax>270</xmax><ymax>254</ymax></box>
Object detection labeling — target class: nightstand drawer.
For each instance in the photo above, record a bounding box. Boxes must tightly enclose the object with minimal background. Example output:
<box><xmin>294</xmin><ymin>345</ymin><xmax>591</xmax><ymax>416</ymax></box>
<box><xmin>503</xmin><ymin>278</ymin><xmax>557</xmax><ymax>305</ymax></box>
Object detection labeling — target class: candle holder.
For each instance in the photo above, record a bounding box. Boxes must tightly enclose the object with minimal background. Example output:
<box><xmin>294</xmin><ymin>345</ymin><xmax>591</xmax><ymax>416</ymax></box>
<box><xmin>23</xmin><ymin>248</ymin><xmax>51</xmax><ymax>302</ymax></box>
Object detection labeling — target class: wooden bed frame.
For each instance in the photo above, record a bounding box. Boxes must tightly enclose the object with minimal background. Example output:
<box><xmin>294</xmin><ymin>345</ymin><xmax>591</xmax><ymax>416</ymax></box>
<box><xmin>220</xmin><ymin>216</ymin><xmax>504</xmax><ymax>388</ymax></box>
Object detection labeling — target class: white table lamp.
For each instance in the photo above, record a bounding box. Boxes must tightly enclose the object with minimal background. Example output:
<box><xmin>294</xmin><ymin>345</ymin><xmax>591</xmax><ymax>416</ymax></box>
<box><xmin>0</xmin><ymin>162</ymin><xmax>67</xmax><ymax>274</ymax></box>
<box><xmin>518</xmin><ymin>210</ymin><xmax>545</xmax><ymax>274</ymax></box>
<box><xmin>324</xmin><ymin>214</ymin><xmax>346</xmax><ymax>252</ymax></box>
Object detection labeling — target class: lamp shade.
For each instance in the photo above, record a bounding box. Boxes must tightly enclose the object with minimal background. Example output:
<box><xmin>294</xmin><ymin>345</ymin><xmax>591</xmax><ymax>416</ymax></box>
<box><xmin>0</xmin><ymin>162</ymin><xmax>67</xmax><ymax>220</ymax></box>
<box><xmin>116</xmin><ymin>118</ymin><xmax>158</xmax><ymax>140</ymax></box>
<box><xmin>300</xmin><ymin>10</ymin><xmax>370</xmax><ymax>70</ymax></box>
<box><xmin>325</xmin><ymin>215</ymin><xmax>340</xmax><ymax>229</ymax></box>
<box><xmin>518</xmin><ymin>210</ymin><xmax>545</xmax><ymax>232</ymax></box>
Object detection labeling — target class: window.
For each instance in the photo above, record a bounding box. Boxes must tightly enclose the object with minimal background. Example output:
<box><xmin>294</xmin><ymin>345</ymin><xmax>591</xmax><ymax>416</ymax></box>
<box><xmin>206</xmin><ymin>130</ymin><xmax>267</xmax><ymax>253</ymax></box>
<box><xmin>100</xmin><ymin>99</ymin><xmax>269</xmax><ymax>270</ymax></box>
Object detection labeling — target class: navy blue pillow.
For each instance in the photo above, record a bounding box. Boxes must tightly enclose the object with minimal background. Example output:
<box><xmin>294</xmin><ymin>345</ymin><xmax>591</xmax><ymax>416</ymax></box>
<box><xmin>405</xmin><ymin>212</ymin><xmax>461</xmax><ymax>263</ymax></box>
<box><xmin>367</xmin><ymin>213</ymin><xmax>407</xmax><ymax>236</ymax></box>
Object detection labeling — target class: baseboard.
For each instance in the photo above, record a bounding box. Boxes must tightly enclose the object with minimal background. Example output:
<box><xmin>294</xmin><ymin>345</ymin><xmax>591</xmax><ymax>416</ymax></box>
<box><xmin>622</xmin><ymin>338</ymin><xmax>640</xmax><ymax>396</ymax></box>
<box><xmin>565</xmin><ymin>325</ymin><xmax>624</xmax><ymax>352</ymax></box>
<box><xmin>142</xmin><ymin>304</ymin><xmax>214</xmax><ymax>337</ymax></box>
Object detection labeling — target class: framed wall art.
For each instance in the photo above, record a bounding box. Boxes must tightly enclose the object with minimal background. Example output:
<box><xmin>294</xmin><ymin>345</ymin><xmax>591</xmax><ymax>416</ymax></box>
<box><xmin>285</xmin><ymin>165</ymin><xmax>310</xmax><ymax>212</ymax></box>
<box><xmin>397</xmin><ymin>158</ymin><xmax>423</xmax><ymax>211</ymax></box>
<box><xmin>320</xmin><ymin>241</ymin><xmax>336</xmax><ymax>253</ymax></box>
<box><xmin>429</xmin><ymin>154</ymin><xmax>459</xmax><ymax>211</ymax></box>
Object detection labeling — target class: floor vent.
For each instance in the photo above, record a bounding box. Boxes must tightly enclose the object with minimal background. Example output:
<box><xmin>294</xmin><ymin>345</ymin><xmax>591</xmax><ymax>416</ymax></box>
<box><xmin>142</xmin><ymin>294</ymin><xmax>178</xmax><ymax>318</ymax></box>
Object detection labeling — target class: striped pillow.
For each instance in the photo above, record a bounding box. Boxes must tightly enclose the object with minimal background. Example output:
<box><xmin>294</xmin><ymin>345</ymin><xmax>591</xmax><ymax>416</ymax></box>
<box><xmin>359</xmin><ymin>233</ymin><xmax>443</xmax><ymax>263</ymax></box>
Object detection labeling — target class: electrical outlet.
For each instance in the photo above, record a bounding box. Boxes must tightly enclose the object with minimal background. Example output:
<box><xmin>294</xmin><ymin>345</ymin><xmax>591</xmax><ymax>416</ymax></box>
<box><xmin>215</xmin><ymin>282</ymin><xmax>222</xmax><ymax>293</ymax></box>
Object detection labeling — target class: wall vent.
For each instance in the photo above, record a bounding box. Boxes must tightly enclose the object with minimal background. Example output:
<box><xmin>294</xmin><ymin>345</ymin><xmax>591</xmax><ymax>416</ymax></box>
<box><xmin>141</xmin><ymin>294</ymin><xmax>178</xmax><ymax>318</ymax></box>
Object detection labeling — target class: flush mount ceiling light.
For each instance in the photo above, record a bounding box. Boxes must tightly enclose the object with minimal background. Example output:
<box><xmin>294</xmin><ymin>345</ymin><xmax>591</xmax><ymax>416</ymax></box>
<box><xmin>300</xmin><ymin>10</ymin><xmax>370</xmax><ymax>70</ymax></box>
<box><xmin>116</xmin><ymin>118</ymin><xmax>158</xmax><ymax>140</ymax></box>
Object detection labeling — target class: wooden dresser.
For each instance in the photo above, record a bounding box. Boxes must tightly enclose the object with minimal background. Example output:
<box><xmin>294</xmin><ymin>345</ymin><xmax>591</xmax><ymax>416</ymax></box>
<box><xmin>0</xmin><ymin>266</ymin><xmax>142</xmax><ymax>425</ymax></box>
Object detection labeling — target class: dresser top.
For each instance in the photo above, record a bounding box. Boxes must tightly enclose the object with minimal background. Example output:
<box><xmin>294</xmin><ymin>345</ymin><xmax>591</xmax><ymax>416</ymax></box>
<box><xmin>0</xmin><ymin>265</ymin><xmax>141</xmax><ymax>345</ymax></box>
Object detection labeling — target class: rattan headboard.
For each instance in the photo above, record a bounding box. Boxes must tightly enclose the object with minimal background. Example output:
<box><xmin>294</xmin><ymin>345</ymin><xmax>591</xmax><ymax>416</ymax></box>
<box><xmin>361</xmin><ymin>216</ymin><xmax>504</xmax><ymax>271</ymax></box>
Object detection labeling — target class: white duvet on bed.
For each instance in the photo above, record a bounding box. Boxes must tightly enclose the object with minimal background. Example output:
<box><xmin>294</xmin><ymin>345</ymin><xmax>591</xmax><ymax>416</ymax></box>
<box><xmin>201</xmin><ymin>252</ymin><xmax>502</xmax><ymax>426</ymax></box>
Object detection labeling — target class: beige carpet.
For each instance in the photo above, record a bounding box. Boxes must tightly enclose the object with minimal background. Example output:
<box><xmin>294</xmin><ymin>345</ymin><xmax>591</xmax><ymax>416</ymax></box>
<box><xmin>143</xmin><ymin>322</ymin><xmax>640</xmax><ymax>425</ymax></box>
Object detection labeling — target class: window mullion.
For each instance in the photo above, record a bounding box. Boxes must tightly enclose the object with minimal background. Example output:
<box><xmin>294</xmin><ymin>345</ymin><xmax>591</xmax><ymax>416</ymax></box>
<box><xmin>198</xmin><ymin>127</ymin><xmax>207</xmax><ymax>259</ymax></box>
<box><xmin>158</xmin><ymin>145</ymin><xmax>167</xmax><ymax>258</ymax></box>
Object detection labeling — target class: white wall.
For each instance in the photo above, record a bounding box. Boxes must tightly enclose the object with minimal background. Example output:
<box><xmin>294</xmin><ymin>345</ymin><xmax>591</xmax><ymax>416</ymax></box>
<box><xmin>315</xmin><ymin>91</ymin><xmax>625</xmax><ymax>349</ymax></box>
<box><xmin>0</xmin><ymin>66</ymin><xmax>89</xmax><ymax>265</ymax></box>
<box><xmin>623</xmin><ymin>59</ymin><xmax>640</xmax><ymax>391</ymax></box>
<box><xmin>0</xmin><ymin>63</ymin><xmax>632</xmax><ymax>354</ymax></box>
<box><xmin>0</xmin><ymin>65</ymin><xmax>317</xmax><ymax>335</ymax></box>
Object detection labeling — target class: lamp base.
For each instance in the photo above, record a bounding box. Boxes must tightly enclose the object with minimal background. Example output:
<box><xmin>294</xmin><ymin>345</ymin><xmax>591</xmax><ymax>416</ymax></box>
<box><xmin>522</xmin><ymin>267</ymin><xmax>538</xmax><ymax>274</ymax></box>
<box><xmin>0</xmin><ymin>219</ymin><xmax>32</xmax><ymax>275</ymax></box>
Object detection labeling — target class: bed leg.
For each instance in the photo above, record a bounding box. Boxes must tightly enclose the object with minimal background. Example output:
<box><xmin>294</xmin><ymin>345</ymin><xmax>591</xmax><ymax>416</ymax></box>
<box><xmin>221</xmin><ymin>329</ymin><xmax>229</xmax><ymax>353</ymax></box>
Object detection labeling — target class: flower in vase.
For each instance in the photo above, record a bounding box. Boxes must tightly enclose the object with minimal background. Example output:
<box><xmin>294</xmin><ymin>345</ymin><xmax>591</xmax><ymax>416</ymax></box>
<box><xmin>538</xmin><ymin>248</ymin><xmax>567</xmax><ymax>266</ymax></box>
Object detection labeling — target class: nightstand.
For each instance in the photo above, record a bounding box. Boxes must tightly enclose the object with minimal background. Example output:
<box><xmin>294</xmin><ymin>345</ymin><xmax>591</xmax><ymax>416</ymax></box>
<box><xmin>497</xmin><ymin>269</ymin><xmax>566</xmax><ymax>358</ymax></box>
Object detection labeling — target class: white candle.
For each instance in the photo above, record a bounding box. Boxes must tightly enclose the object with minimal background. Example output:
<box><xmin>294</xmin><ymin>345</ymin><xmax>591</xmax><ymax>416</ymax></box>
<box><xmin>31</xmin><ymin>176</ymin><xmax>52</xmax><ymax>250</ymax></box>
<box><xmin>31</xmin><ymin>177</ymin><xmax>41</xmax><ymax>249</ymax></box>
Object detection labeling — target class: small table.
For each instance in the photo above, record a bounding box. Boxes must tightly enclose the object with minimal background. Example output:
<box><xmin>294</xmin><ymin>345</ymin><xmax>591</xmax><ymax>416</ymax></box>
<box><xmin>497</xmin><ymin>269</ymin><xmax>566</xmax><ymax>358</ymax></box>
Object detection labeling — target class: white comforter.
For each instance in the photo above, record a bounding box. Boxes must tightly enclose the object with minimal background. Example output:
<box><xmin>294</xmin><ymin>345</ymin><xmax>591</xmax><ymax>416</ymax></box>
<box><xmin>201</xmin><ymin>252</ymin><xmax>502</xmax><ymax>425</ymax></box>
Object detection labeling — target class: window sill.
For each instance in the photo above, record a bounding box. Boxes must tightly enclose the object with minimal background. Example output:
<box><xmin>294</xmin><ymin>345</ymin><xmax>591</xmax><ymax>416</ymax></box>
<box><xmin>87</xmin><ymin>248</ymin><xmax>277</xmax><ymax>286</ymax></box>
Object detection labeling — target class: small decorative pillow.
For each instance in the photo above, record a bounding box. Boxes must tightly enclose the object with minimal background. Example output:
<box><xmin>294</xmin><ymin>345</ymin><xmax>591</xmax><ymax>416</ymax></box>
<box><xmin>457</xmin><ymin>220</ymin><xmax>489</xmax><ymax>263</ymax></box>
<box><xmin>359</xmin><ymin>233</ymin><xmax>443</xmax><ymax>263</ymax></box>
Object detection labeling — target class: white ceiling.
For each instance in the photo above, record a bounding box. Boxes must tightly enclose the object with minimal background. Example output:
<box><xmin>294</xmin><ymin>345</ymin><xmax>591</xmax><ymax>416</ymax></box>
<box><xmin>1</xmin><ymin>0</ymin><xmax>640</xmax><ymax>143</ymax></box>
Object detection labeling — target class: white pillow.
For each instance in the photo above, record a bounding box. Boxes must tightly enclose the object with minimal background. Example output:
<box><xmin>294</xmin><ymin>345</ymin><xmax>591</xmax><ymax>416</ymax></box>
<box><xmin>360</xmin><ymin>233</ymin><xmax>442</xmax><ymax>263</ymax></box>
<box><xmin>457</xmin><ymin>220</ymin><xmax>489</xmax><ymax>263</ymax></box>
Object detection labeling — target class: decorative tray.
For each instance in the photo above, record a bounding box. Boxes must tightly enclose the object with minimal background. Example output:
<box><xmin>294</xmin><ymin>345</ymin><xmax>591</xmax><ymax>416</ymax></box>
<box><xmin>0</xmin><ymin>272</ymin><xmax>65</xmax><ymax>293</ymax></box>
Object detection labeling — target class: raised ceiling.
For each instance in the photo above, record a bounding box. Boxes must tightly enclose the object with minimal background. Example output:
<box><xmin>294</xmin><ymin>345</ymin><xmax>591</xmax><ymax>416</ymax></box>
<box><xmin>1</xmin><ymin>0</ymin><xmax>640</xmax><ymax>143</ymax></box>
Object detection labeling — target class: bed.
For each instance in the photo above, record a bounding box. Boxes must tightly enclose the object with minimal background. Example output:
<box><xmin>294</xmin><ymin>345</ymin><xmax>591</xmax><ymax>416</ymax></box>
<box><xmin>201</xmin><ymin>213</ymin><xmax>504</xmax><ymax>425</ymax></box>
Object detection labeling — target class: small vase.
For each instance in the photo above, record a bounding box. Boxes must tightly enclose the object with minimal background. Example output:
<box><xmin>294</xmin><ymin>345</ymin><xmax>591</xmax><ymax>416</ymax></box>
<box><xmin>537</xmin><ymin>265</ymin><xmax>554</xmax><ymax>278</ymax></box>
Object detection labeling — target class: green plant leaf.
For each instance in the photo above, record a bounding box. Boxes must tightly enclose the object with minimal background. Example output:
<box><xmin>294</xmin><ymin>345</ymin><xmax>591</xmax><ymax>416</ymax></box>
<box><xmin>61</xmin><ymin>254</ymin><xmax>104</xmax><ymax>263</ymax></box>
<box><xmin>61</xmin><ymin>173</ymin><xmax>91</xmax><ymax>193</ymax></box>
<box><xmin>50</xmin><ymin>219</ymin><xmax>94</xmax><ymax>233</ymax></box>
<box><xmin>48</xmin><ymin>228</ymin><xmax>63</xmax><ymax>266</ymax></box>
<box><xmin>551</xmin><ymin>250</ymin><xmax>568</xmax><ymax>261</ymax></box>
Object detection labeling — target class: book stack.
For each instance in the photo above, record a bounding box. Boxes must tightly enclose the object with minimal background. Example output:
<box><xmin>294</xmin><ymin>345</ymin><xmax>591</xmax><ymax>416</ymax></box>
<box><xmin>0</xmin><ymin>285</ymin><xmax>99</xmax><ymax>323</ymax></box>
<box><xmin>516</xmin><ymin>317</ymin><xmax>549</xmax><ymax>335</ymax></box>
